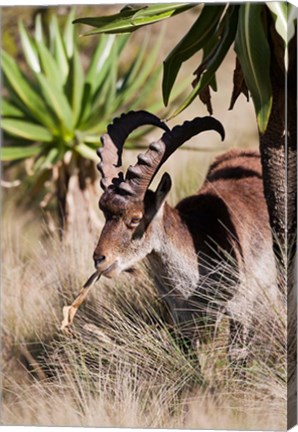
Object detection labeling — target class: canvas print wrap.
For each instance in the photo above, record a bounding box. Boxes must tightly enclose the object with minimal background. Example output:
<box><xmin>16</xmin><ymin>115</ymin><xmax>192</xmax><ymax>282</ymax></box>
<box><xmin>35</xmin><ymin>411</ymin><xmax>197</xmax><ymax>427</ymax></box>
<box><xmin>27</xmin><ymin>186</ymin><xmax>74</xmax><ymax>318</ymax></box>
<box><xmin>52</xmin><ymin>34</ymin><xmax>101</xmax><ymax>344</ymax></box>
<box><xmin>1</xmin><ymin>3</ymin><xmax>297</xmax><ymax>430</ymax></box>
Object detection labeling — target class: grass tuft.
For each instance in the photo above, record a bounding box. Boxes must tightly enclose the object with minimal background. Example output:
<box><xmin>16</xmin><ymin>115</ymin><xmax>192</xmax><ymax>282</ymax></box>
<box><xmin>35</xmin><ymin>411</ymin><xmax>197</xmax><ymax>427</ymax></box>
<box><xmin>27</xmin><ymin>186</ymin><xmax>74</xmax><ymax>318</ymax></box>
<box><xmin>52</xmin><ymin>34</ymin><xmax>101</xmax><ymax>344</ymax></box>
<box><xmin>1</xmin><ymin>189</ymin><xmax>287</xmax><ymax>429</ymax></box>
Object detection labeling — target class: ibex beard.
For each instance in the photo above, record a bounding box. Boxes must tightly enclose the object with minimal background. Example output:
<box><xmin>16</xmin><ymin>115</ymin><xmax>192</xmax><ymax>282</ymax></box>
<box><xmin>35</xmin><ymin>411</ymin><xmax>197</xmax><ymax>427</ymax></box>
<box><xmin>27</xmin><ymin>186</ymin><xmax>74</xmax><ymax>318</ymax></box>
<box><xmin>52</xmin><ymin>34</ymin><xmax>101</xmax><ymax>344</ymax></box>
<box><xmin>93</xmin><ymin>110</ymin><xmax>277</xmax><ymax>365</ymax></box>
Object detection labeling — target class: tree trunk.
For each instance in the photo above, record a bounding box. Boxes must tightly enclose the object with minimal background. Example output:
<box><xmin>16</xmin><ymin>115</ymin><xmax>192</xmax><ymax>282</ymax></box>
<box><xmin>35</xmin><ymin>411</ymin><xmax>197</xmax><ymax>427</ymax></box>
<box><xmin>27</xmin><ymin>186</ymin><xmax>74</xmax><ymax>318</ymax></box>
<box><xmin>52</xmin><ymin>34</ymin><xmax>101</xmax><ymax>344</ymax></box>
<box><xmin>55</xmin><ymin>155</ymin><xmax>102</xmax><ymax>237</ymax></box>
<box><xmin>258</xmin><ymin>22</ymin><xmax>297</xmax><ymax>266</ymax></box>
<box><xmin>259</xmin><ymin>22</ymin><xmax>297</xmax><ymax>429</ymax></box>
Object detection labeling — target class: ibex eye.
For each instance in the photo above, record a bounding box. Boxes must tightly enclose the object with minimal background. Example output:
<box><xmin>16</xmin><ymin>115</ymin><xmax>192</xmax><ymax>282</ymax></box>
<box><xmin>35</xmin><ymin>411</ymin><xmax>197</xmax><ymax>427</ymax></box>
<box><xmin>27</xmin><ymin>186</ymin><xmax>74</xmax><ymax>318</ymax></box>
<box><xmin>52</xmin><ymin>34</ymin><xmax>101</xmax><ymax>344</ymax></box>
<box><xmin>129</xmin><ymin>217</ymin><xmax>142</xmax><ymax>227</ymax></box>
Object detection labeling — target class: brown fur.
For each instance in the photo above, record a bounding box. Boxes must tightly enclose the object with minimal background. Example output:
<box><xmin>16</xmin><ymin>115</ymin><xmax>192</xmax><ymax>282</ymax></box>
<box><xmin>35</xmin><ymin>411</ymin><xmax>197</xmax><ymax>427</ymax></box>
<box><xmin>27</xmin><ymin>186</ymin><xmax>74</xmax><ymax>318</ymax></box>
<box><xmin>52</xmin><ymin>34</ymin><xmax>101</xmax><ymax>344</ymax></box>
<box><xmin>94</xmin><ymin>149</ymin><xmax>275</xmax><ymax>364</ymax></box>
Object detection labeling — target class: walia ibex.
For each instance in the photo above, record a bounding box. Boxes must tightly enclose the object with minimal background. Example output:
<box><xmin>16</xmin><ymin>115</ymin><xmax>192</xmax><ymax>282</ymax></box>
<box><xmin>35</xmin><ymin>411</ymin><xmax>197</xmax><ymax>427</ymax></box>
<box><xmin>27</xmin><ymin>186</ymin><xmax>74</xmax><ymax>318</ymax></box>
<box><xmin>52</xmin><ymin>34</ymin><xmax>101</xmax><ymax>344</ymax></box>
<box><xmin>93</xmin><ymin>110</ymin><xmax>277</xmax><ymax>366</ymax></box>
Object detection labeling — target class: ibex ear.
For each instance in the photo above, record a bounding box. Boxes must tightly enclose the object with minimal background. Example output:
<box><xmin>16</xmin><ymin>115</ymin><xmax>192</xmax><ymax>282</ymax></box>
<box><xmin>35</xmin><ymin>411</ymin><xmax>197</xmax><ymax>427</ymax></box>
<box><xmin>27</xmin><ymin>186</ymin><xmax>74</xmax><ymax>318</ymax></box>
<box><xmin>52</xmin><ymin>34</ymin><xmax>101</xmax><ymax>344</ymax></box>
<box><xmin>154</xmin><ymin>172</ymin><xmax>172</xmax><ymax>211</ymax></box>
<box><xmin>142</xmin><ymin>173</ymin><xmax>172</xmax><ymax>231</ymax></box>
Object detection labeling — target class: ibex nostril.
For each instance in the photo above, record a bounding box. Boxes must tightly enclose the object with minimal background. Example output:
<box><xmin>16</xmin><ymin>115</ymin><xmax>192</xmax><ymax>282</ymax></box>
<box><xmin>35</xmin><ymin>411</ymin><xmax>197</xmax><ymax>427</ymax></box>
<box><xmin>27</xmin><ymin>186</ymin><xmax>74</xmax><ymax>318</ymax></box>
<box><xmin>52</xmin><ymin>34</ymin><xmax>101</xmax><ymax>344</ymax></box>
<box><xmin>94</xmin><ymin>255</ymin><xmax>106</xmax><ymax>267</ymax></box>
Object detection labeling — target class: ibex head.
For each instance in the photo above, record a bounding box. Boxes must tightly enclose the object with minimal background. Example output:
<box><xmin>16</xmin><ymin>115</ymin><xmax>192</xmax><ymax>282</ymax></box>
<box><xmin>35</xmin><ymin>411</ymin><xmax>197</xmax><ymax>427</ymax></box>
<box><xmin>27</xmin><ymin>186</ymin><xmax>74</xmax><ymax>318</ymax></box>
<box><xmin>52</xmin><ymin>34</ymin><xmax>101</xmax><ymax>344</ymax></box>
<box><xmin>93</xmin><ymin>110</ymin><xmax>224</xmax><ymax>278</ymax></box>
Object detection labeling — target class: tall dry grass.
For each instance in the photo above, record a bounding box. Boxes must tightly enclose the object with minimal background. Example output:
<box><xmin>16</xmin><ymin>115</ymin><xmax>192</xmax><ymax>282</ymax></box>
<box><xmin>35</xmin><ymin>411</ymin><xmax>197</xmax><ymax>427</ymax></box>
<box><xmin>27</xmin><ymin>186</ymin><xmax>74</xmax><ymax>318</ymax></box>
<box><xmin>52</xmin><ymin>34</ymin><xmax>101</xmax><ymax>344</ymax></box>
<box><xmin>1</xmin><ymin>173</ymin><xmax>287</xmax><ymax>430</ymax></box>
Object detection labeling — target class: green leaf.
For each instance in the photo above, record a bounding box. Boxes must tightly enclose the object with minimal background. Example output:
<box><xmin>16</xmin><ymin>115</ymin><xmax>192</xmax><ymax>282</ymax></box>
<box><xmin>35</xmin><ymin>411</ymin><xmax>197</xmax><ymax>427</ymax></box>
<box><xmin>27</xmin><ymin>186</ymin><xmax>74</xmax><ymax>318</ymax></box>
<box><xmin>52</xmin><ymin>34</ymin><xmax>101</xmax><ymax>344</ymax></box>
<box><xmin>74</xmin><ymin>3</ymin><xmax>195</xmax><ymax>35</ymax></box>
<box><xmin>36</xmin><ymin>41</ymin><xmax>64</xmax><ymax>88</ymax></box>
<box><xmin>18</xmin><ymin>20</ymin><xmax>41</xmax><ymax>73</ymax></box>
<box><xmin>118</xmin><ymin>29</ymin><xmax>163</xmax><ymax>106</ymax></box>
<box><xmin>68</xmin><ymin>46</ymin><xmax>85</xmax><ymax>125</ymax></box>
<box><xmin>169</xmin><ymin>5</ymin><xmax>239</xmax><ymax>118</ymax></box>
<box><xmin>80</xmin><ymin>35</ymin><xmax>129</xmax><ymax>127</ymax></box>
<box><xmin>132</xmin><ymin>3</ymin><xmax>195</xmax><ymax>25</ymax></box>
<box><xmin>162</xmin><ymin>5</ymin><xmax>225</xmax><ymax>106</ymax></box>
<box><xmin>129</xmin><ymin>68</ymin><xmax>161</xmax><ymax>111</ymax></box>
<box><xmin>140</xmin><ymin>71</ymin><xmax>190</xmax><ymax>116</ymax></box>
<box><xmin>101</xmin><ymin>40</ymin><xmax>118</xmax><ymax>117</ymax></box>
<box><xmin>35</xmin><ymin>13</ymin><xmax>44</xmax><ymax>44</ymax></box>
<box><xmin>1</xmin><ymin>100</ymin><xmax>26</xmax><ymax>118</ymax></box>
<box><xmin>235</xmin><ymin>4</ymin><xmax>272</xmax><ymax>133</ymax></box>
<box><xmin>50</xmin><ymin>15</ymin><xmax>69</xmax><ymax>81</ymax></box>
<box><xmin>266</xmin><ymin>2</ymin><xmax>297</xmax><ymax>70</ymax></box>
<box><xmin>74</xmin><ymin>7</ymin><xmax>141</xmax><ymax>34</ymax></box>
<box><xmin>75</xmin><ymin>143</ymin><xmax>98</xmax><ymax>161</ymax></box>
<box><xmin>63</xmin><ymin>7</ymin><xmax>76</xmax><ymax>58</ymax></box>
<box><xmin>39</xmin><ymin>147</ymin><xmax>60</xmax><ymax>170</ymax></box>
<box><xmin>1</xmin><ymin>118</ymin><xmax>53</xmax><ymax>142</ymax></box>
<box><xmin>1</xmin><ymin>145</ymin><xmax>42</xmax><ymax>161</ymax></box>
<box><xmin>85</xmin><ymin>34</ymin><xmax>117</xmax><ymax>96</ymax></box>
<box><xmin>198</xmin><ymin>31</ymin><xmax>221</xmax><ymax>93</ymax></box>
<box><xmin>75</xmin><ymin>133</ymin><xmax>100</xmax><ymax>146</ymax></box>
<box><xmin>79</xmin><ymin>79</ymin><xmax>111</xmax><ymax>132</ymax></box>
<box><xmin>119</xmin><ymin>34</ymin><xmax>150</xmax><ymax>92</ymax></box>
<box><xmin>1</xmin><ymin>50</ymin><xmax>56</xmax><ymax>130</ymax></box>
<box><xmin>32</xmin><ymin>154</ymin><xmax>46</xmax><ymax>173</ymax></box>
<box><xmin>37</xmin><ymin>73</ymin><xmax>74</xmax><ymax>132</ymax></box>
<box><xmin>266</xmin><ymin>2</ymin><xmax>296</xmax><ymax>43</ymax></box>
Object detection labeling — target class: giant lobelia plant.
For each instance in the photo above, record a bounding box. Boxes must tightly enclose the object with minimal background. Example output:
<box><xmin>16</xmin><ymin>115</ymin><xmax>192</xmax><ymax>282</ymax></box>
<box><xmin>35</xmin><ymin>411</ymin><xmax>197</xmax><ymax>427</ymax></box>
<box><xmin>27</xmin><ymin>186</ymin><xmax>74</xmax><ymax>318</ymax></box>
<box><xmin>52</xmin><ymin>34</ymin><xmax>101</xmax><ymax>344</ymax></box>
<box><xmin>1</xmin><ymin>9</ymin><xmax>178</xmax><ymax>231</ymax></box>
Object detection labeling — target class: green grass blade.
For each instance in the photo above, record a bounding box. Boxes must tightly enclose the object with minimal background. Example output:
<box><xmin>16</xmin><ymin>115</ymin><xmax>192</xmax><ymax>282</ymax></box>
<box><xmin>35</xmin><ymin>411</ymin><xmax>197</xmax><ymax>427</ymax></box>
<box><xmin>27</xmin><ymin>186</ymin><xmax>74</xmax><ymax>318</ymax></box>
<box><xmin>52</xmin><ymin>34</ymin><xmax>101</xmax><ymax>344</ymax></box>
<box><xmin>18</xmin><ymin>20</ymin><xmax>41</xmax><ymax>73</ymax></box>
<box><xmin>162</xmin><ymin>5</ymin><xmax>225</xmax><ymax>106</ymax></box>
<box><xmin>1</xmin><ymin>50</ymin><xmax>56</xmax><ymax>130</ymax></box>
<box><xmin>2</xmin><ymin>119</ymin><xmax>53</xmax><ymax>142</ymax></box>
<box><xmin>1</xmin><ymin>145</ymin><xmax>42</xmax><ymax>161</ymax></box>
<box><xmin>235</xmin><ymin>4</ymin><xmax>272</xmax><ymax>133</ymax></box>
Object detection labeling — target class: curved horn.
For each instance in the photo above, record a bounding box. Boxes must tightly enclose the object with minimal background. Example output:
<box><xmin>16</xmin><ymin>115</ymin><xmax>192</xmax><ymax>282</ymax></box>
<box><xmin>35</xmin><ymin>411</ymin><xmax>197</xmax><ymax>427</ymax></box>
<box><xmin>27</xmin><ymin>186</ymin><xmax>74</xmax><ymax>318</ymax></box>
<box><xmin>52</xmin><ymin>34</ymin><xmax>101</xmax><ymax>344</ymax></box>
<box><xmin>119</xmin><ymin>116</ymin><xmax>225</xmax><ymax>197</ymax></box>
<box><xmin>97</xmin><ymin>111</ymin><xmax>170</xmax><ymax>190</ymax></box>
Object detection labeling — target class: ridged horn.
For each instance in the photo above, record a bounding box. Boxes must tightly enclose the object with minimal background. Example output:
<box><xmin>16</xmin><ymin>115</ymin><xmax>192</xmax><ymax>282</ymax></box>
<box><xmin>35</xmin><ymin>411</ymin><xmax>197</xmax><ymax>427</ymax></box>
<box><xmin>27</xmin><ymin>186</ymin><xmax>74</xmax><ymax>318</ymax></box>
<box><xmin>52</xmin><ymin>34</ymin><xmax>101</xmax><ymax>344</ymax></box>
<box><xmin>97</xmin><ymin>110</ymin><xmax>170</xmax><ymax>190</ymax></box>
<box><xmin>119</xmin><ymin>116</ymin><xmax>225</xmax><ymax>198</ymax></box>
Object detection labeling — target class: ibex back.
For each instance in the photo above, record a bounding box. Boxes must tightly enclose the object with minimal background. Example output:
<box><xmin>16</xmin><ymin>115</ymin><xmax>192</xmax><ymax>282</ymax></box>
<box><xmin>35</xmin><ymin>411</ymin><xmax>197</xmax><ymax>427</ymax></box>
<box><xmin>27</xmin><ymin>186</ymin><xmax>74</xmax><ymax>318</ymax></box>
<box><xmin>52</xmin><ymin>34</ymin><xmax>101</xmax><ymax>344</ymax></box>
<box><xmin>93</xmin><ymin>111</ymin><xmax>276</xmax><ymax>365</ymax></box>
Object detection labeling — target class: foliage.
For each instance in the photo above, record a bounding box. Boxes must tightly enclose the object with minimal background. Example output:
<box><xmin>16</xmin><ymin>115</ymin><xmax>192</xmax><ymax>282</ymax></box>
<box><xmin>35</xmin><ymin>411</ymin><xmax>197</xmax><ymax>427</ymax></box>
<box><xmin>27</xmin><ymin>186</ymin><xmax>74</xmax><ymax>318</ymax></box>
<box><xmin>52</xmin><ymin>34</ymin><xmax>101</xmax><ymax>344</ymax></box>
<box><xmin>234</xmin><ymin>5</ymin><xmax>272</xmax><ymax>133</ymax></box>
<box><xmin>74</xmin><ymin>3</ymin><xmax>297</xmax><ymax>133</ymax></box>
<box><xmin>267</xmin><ymin>2</ymin><xmax>297</xmax><ymax>69</ymax></box>
<box><xmin>1</xmin><ymin>8</ymin><xmax>177</xmax><ymax>220</ymax></box>
<box><xmin>74</xmin><ymin>3</ymin><xmax>196</xmax><ymax>35</ymax></box>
